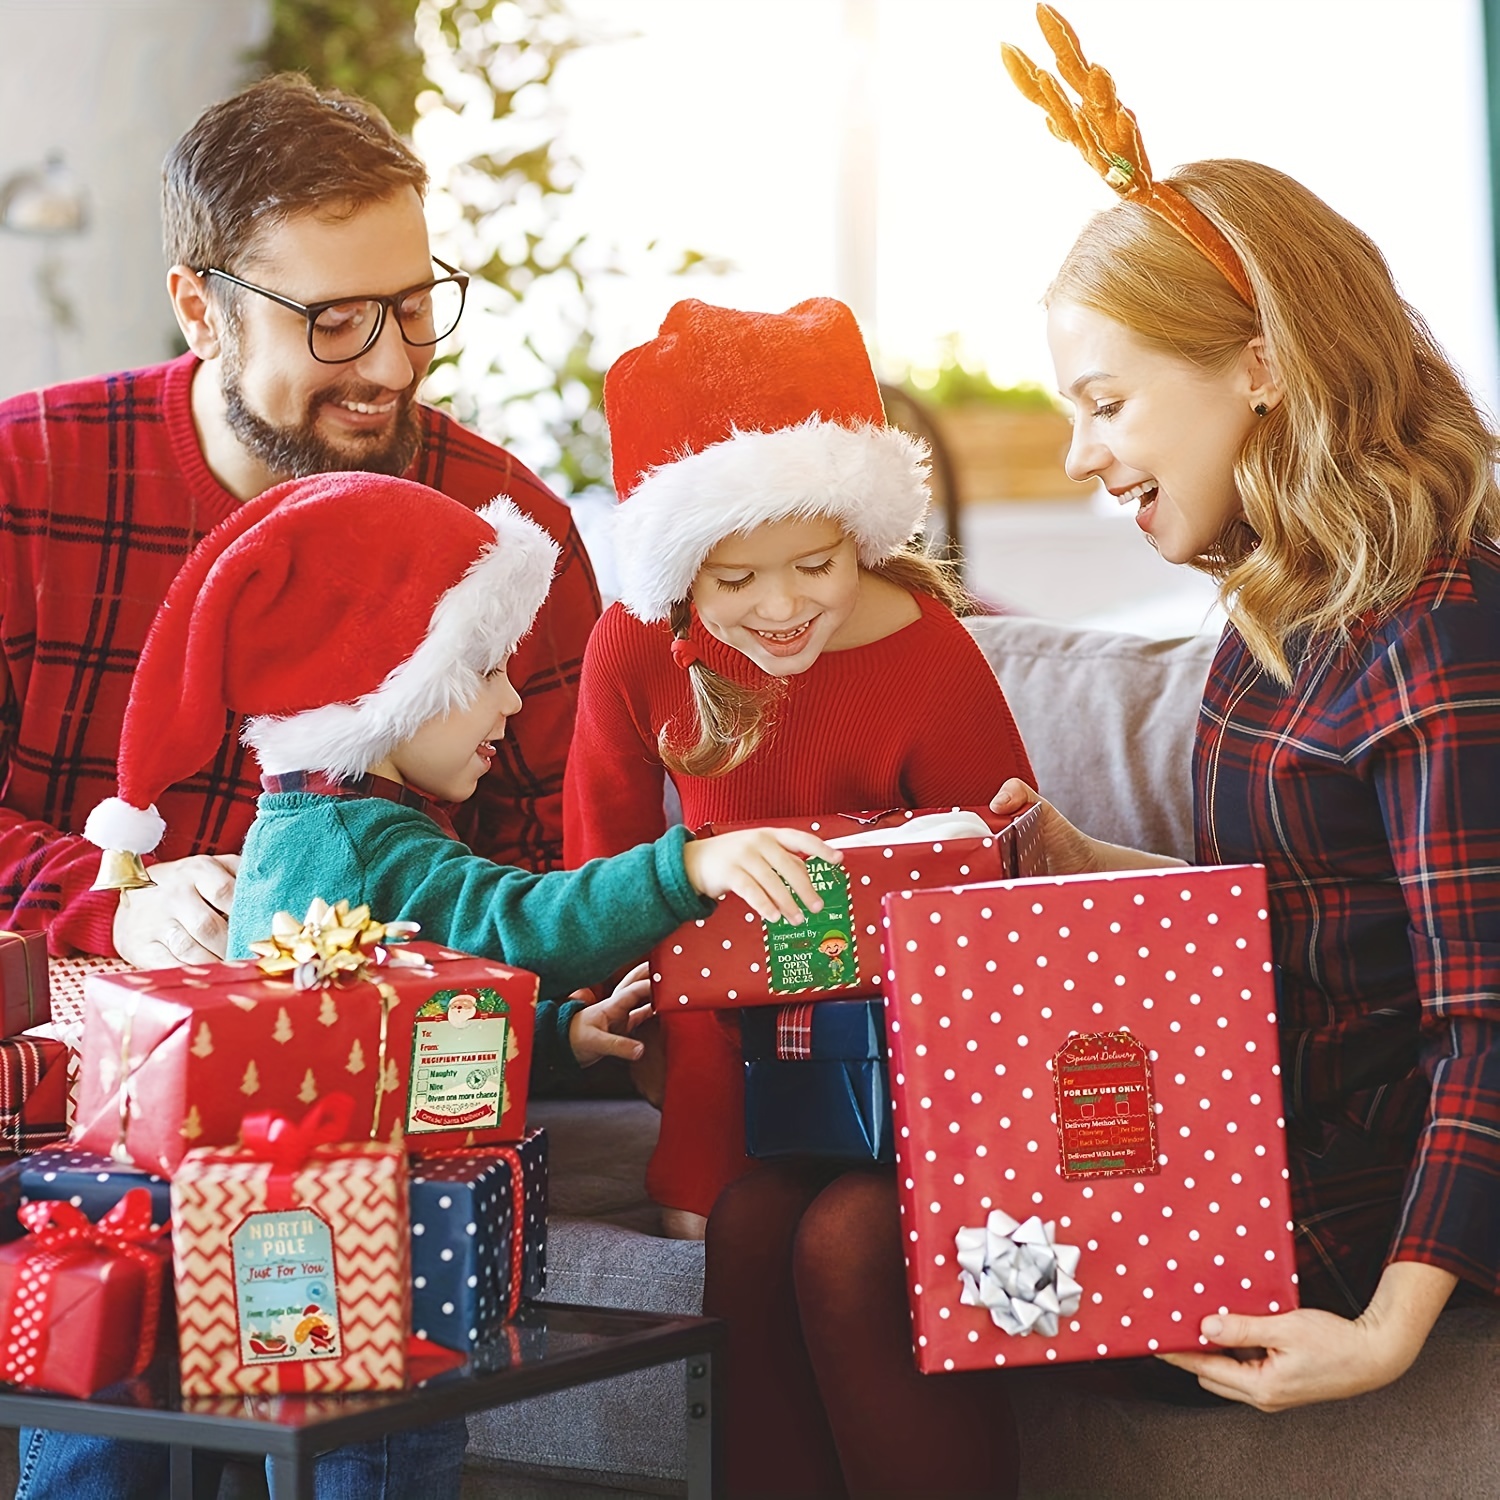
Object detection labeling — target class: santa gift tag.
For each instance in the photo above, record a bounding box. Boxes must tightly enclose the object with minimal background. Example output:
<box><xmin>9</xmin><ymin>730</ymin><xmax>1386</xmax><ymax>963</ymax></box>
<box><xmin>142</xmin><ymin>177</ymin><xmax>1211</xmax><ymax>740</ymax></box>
<box><xmin>882</xmin><ymin>864</ymin><xmax>1298</xmax><ymax>1374</ymax></box>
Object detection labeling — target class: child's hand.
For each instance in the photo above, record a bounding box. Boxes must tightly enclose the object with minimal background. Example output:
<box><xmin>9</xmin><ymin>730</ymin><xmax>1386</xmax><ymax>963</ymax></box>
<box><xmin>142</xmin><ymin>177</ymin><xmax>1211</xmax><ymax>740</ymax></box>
<box><xmin>682</xmin><ymin>827</ymin><xmax>842</xmax><ymax>923</ymax></box>
<box><xmin>567</xmin><ymin>961</ymin><xmax>653</xmax><ymax>1067</ymax></box>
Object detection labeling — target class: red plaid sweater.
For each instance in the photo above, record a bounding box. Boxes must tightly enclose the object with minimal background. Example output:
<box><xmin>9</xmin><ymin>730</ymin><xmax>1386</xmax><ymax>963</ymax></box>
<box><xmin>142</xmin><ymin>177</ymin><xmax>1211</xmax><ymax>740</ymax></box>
<box><xmin>1196</xmin><ymin>542</ymin><xmax>1500</xmax><ymax>1309</ymax></box>
<box><xmin>0</xmin><ymin>354</ymin><xmax>600</xmax><ymax>957</ymax></box>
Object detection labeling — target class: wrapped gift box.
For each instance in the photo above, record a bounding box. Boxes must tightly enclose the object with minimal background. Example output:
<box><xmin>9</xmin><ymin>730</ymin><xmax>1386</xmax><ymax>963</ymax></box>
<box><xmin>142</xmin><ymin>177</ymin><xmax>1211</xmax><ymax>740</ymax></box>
<box><xmin>0</xmin><ymin>1189</ymin><xmax>169</xmax><ymax>1397</ymax></box>
<box><xmin>742</xmin><ymin>1000</ymin><xmax>893</xmax><ymax>1162</ymax></box>
<box><xmin>0</xmin><ymin>1145</ymin><xmax>172</xmax><ymax>1241</ymax></box>
<box><xmin>172</xmin><ymin>1099</ymin><xmax>410</xmax><ymax>1394</ymax></box>
<box><xmin>882</xmin><ymin>864</ymin><xmax>1298</xmax><ymax>1373</ymax></box>
<box><xmin>73</xmin><ymin>942</ymin><xmax>537</xmax><ymax>1175</ymax></box>
<box><xmin>0</xmin><ymin>930</ymin><xmax>50</xmax><ymax>1037</ymax></box>
<box><xmin>409</xmin><ymin>1128</ymin><xmax>548</xmax><ymax>1353</ymax></box>
<box><xmin>0</xmin><ymin>1035</ymin><xmax>69</xmax><ymax>1156</ymax></box>
<box><xmin>651</xmin><ymin>807</ymin><xmax>1041</xmax><ymax>1012</ymax></box>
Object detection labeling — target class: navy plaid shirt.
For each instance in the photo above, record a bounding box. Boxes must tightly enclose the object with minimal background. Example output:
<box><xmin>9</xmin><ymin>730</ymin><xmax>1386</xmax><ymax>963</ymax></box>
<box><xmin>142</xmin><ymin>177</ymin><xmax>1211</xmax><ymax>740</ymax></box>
<box><xmin>1195</xmin><ymin>542</ymin><xmax>1500</xmax><ymax>1312</ymax></box>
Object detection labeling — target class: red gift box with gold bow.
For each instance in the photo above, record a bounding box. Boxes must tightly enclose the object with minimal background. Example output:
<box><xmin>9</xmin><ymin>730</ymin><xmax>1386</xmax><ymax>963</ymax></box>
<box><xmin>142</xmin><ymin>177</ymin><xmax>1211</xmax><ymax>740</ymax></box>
<box><xmin>650</xmin><ymin>806</ymin><xmax>1042</xmax><ymax>1012</ymax></box>
<box><xmin>172</xmin><ymin>1094</ymin><xmax>409</xmax><ymax>1395</ymax></box>
<box><xmin>73</xmin><ymin>916</ymin><xmax>537</xmax><ymax>1175</ymax></box>
<box><xmin>0</xmin><ymin>1187</ymin><xmax>168</xmax><ymax>1396</ymax></box>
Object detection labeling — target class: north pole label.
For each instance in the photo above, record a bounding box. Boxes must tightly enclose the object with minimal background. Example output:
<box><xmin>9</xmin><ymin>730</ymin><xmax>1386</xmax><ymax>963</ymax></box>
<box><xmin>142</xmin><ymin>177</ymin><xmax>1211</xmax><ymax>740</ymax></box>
<box><xmin>406</xmin><ymin>987</ymin><xmax>510</xmax><ymax>1134</ymax></box>
<box><xmin>1053</xmin><ymin>1031</ymin><xmax>1160</xmax><ymax>1179</ymax></box>
<box><xmin>764</xmin><ymin>858</ymin><xmax>858</xmax><ymax>995</ymax></box>
<box><xmin>232</xmin><ymin>1208</ymin><xmax>341</xmax><ymax>1365</ymax></box>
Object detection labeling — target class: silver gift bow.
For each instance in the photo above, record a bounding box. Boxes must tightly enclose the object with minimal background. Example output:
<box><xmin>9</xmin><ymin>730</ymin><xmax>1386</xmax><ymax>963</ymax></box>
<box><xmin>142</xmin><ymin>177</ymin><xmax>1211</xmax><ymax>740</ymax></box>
<box><xmin>956</xmin><ymin>1209</ymin><xmax>1083</xmax><ymax>1338</ymax></box>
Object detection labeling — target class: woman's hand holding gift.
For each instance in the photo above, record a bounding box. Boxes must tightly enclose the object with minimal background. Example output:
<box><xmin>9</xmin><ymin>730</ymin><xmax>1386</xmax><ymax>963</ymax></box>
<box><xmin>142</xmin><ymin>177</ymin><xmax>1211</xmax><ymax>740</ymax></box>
<box><xmin>990</xmin><ymin>779</ymin><xmax>1186</xmax><ymax>873</ymax></box>
<box><xmin>1161</xmin><ymin>1260</ymin><xmax>1459</xmax><ymax>1410</ymax></box>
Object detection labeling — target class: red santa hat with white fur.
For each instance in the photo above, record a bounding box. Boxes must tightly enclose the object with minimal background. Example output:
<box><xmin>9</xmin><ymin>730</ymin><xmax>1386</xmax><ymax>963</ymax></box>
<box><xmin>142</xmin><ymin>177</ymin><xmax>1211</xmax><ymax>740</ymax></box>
<box><xmin>605</xmin><ymin>297</ymin><xmax>931</xmax><ymax>622</ymax></box>
<box><xmin>83</xmin><ymin>471</ymin><xmax>557</xmax><ymax>883</ymax></box>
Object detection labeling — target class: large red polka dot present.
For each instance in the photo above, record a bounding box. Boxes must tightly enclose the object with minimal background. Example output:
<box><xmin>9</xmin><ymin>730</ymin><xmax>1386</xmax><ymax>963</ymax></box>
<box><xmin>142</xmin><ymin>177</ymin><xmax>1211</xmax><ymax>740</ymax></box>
<box><xmin>650</xmin><ymin>807</ymin><xmax>1024</xmax><ymax>1012</ymax></box>
<box><xmin>882</xmin><ymin>864</ymin><xmax>1298</xmax><ymax>1373</ymax></box>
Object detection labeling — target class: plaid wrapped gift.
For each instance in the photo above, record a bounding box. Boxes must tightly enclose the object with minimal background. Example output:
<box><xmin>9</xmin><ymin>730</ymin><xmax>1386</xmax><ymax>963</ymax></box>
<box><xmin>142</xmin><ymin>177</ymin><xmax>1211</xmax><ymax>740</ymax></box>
<box><xmin>0</xmin><ymin>931</ymin><xmax>50</xmax><ymax>1037</ymax></box>
<box><xmin>0</xmin><ymin>1036</ymin><xmax>69</xmax><ymax>1155</ymax></box>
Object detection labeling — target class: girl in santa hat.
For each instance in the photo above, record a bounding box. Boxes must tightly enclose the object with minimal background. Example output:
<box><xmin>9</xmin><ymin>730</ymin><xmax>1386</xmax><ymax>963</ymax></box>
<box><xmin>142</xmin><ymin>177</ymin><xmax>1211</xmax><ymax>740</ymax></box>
<box><xmin>563</xmin><ymin>296</ymin><xmax>1035</xmax><ymax>1238</ymax></box>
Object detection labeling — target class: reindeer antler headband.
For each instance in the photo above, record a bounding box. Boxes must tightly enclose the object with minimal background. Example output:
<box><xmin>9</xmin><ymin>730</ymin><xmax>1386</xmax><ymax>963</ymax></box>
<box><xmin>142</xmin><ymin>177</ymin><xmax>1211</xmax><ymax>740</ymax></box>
<box><xmin>1002</xmin><ymin>5</ymin><xmax>1255</xmax><ymax>308</ymax></box>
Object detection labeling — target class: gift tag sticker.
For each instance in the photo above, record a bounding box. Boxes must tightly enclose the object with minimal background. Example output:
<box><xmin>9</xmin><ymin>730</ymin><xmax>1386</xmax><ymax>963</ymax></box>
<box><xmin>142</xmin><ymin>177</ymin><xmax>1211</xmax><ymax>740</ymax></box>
<box><xmin>232</xmin><ymin>1209</ymin><xmax>341</xmax><ymax>1365</ymax></box>
<box><xmin>764</xmin><ymin>858</ymin><xmax>859</xmax><ymax>995</ymax></box>
<box><xmin>406</xmin><ymin>987</ymin><xmax>510</xmax><ymax>1133</ymax></box>
<box><xmin>1053</xmin><ymin>1031</ymin><xmax>1160</xmax><ymax>1179</ymax></box>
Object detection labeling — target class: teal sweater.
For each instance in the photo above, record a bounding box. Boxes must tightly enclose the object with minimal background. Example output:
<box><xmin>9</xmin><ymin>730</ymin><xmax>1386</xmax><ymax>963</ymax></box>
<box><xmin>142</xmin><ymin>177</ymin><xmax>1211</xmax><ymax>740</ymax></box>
<box><xmin>228</xmin><ymin>794</ymin><xmax>713</xmax><ymax>1082</ymax></box>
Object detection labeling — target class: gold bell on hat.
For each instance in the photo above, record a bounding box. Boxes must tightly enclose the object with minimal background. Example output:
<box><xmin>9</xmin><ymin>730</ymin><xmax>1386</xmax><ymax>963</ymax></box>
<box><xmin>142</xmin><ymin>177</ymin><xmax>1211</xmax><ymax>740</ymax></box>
<box><xmin>93</xmin><ymin>849</ymin><xmax>157</xmax><ymax>892</ymax></box>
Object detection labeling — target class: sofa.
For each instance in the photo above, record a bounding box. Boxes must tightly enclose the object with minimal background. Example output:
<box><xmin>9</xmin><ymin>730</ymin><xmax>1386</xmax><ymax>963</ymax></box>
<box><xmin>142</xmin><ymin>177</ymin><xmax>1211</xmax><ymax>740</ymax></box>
<box><xmin>464</xmin><ymin>612</ymin><xmax>1499</xmax><ymax>1498</ymax></box>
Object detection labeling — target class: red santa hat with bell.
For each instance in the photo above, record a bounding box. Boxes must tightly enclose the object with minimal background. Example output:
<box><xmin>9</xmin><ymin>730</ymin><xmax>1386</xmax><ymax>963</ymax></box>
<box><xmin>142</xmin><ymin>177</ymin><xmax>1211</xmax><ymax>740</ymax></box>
<box><xmin>83</xmin><ymin>471</ymin><xmax>558</xmax><ymax>889</ymax></box>
<box><xmin>604</xmin><ymin>296</ymin><xmax>932</xmax><ymax>622</ymax></box>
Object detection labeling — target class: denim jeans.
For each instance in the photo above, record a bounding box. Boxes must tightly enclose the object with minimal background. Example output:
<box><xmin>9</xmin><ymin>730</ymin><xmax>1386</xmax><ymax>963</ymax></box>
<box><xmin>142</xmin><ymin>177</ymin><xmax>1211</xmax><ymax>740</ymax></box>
<box><xmin>15</xmin><ymin>1419</ymin><xmax>469</xmax><ymax>1499</ymax></box>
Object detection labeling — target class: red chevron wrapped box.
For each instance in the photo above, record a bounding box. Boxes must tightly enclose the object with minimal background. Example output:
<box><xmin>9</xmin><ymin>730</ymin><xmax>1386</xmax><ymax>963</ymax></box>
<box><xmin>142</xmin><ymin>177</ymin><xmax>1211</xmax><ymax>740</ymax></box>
<box><xmin>882</xmin><ymin>864</ymin><xmax>1299</xmax><ymax>1373</ymax></box>
<box><xmin>0</xmin><ymin>1188</ymin><xmax>169</xmax><ymax>1397</ymax></box>
<box><xmin>651</xmin><ymin>807</ymin><xmax>1041</xmax><ymax>1012</ymax></box>
<box><xmin>0</xmin><ymin>930</ymin><xmax>50</xmax><ymax>1037</ymax></box>
<box><xmin>73</xmin><ymin>943</ymin><xmax>537</xmax><ymax>1175</ymax></box>
<box><xmin>171</xmin><ymin>1098</ymin><xmax>410</xmax><ymax>1394</ymax></box>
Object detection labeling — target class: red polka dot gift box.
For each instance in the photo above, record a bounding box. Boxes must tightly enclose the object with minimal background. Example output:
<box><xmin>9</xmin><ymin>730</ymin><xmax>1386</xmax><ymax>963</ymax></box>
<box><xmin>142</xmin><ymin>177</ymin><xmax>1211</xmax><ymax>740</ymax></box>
<box><xmin>881</xmin><ymin>864</ymin><xmax>1298</xmax><ymax>1374</ymax></box>
<box><xmin>651</xmin><ymin>807</ymin><xmax>1035</xmax><ymax>1012</ymax></box>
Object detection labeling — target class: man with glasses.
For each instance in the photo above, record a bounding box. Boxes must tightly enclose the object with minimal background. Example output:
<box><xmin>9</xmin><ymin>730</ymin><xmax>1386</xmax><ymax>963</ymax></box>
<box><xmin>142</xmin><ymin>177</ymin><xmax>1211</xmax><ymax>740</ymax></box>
<box><xmin>1</xmin><ymin>73</ymin><xmax>599</xmax><ymax>1498</ymax></box>
<box><xmin>0</xmin><ymin>72</ymin><xmax>599</xmax><ymax>976</ymax></box>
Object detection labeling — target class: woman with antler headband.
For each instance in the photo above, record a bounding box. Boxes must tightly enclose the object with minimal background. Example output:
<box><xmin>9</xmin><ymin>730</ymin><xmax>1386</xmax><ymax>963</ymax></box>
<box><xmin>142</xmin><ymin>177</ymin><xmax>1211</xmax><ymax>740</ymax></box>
<box><xmin>702</xmin><ymin>8</ymin><xmax>1499</xmax><ymax>1495</ymax></box>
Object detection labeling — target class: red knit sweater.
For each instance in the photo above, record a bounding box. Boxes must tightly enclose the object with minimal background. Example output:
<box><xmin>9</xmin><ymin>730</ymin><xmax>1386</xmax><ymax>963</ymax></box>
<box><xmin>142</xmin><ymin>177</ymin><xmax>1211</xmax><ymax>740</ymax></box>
<box><xmin>564</xmin><ymin>590</ymin><xmax>1034</xmax><ymax>861</ymax></box>
<box><xmin>0</xmin><ymin>355</ymin><xmax>600</xmax><ymax>956</ymax></box>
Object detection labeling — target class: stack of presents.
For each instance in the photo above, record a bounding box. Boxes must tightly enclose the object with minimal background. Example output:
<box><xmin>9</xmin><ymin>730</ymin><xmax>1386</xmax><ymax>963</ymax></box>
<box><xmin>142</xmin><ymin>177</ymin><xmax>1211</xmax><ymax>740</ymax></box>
<box><xmin>0</xmin><ymin>801</ymin><xmax>1299</xmax><ymax>1403</ymax></box>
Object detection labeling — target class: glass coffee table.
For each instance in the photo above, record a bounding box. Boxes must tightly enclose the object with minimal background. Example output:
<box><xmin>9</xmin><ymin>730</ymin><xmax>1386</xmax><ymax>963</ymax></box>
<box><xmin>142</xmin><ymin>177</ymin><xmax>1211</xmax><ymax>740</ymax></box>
<box><xmin>0</xmin><ymin>1302</ymin><xmax>724</xmax><ymax>1499</ymax></box>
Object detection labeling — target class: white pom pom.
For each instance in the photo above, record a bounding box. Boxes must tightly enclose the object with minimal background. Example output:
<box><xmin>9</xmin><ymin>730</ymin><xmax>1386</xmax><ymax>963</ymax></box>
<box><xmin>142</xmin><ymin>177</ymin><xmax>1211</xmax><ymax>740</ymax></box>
<box><xmin>83</xmin><ymin>798</ymin><xmax>167</xmax><ymax>855</ymax></box>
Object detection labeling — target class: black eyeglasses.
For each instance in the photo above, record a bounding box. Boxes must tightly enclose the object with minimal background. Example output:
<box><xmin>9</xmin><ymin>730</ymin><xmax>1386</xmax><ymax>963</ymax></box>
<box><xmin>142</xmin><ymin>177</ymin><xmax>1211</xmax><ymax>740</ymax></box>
<box><xmin>197</xmin><ymin>258</ymin><xmax>469</xmax><ymax>364</ymax></box>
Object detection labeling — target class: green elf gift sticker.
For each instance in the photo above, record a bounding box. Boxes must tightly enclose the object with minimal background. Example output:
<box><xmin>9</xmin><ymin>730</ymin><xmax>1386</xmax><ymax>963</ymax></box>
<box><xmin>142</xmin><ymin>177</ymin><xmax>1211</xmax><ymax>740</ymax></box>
<box><xmin>764</xmin><ymin>857</ymin><xmax>859</xmax><ymax>995</ymax></box>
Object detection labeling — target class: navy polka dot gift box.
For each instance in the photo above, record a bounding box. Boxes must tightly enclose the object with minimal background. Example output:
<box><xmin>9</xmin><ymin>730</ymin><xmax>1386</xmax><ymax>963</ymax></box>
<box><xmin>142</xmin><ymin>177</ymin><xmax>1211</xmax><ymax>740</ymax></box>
<box><xmin>409</xmin><ymin>1128</ymin><xmax>547</xmax><ymax>1354</ymax></box>
<box><xmin>0</xmin><ymin>1144</ymin><xmax>172</xmax><ymax>1240</ymax></box>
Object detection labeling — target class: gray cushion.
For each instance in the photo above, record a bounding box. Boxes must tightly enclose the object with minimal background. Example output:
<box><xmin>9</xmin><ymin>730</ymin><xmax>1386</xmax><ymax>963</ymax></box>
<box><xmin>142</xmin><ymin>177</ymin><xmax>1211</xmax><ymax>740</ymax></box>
<box><xmin>964</xmin><ymin>614</ymin><xmax>1217</xmax><ymax>862</ymax></box>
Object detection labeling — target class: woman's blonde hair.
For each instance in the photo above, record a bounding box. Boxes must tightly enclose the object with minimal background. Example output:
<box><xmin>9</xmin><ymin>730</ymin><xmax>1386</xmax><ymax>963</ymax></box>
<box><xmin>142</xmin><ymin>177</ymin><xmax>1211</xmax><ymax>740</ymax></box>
<box><xmin>662</xmin><ymin>541</ymin><xmax>970</xmax><ymax>779</ymax></box>
<box><xmin>1048</xmin><ymin>158</ymin><xmax>1500</xmax><ymax>682</ymax></box>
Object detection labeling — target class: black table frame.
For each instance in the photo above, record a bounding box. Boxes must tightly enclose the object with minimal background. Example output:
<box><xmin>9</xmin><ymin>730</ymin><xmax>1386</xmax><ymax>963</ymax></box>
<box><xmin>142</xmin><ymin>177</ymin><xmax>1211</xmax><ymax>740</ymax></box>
<box><xmin>0</xmin><ymin>1303</ymin><xmax>724</xmax><ymax>1499</ymax></box>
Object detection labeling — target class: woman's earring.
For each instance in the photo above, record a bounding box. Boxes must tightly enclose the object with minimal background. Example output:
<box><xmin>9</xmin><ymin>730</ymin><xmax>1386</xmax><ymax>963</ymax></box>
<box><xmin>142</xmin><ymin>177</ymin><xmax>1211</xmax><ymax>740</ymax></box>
<box><xmin>1253</xmin><ymin>403</ymin><xmax>1270</xmax><ymax>417</ymax></box>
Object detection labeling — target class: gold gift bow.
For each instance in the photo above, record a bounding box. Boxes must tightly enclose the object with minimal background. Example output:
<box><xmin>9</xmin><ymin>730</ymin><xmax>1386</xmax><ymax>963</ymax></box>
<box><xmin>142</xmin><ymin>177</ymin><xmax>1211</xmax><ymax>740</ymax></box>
<box><xmin>249</xmin><ymin>899</ymin><xmax>423</xmax><ymax>1139</ymax></box>
<box><xmin>0</xmin><ymin>929</ymin><xmax>45</xmax><ymax>1029</ymax></box>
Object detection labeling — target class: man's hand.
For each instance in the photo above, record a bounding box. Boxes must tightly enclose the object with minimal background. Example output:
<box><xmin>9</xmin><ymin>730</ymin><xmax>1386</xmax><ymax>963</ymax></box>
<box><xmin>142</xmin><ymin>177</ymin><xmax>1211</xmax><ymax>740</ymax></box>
<box><xmin>112</xmin><ymin>853</ymin><xmax>240</xmax><ymax>968</ymax></box>
<box><xmin>1159</xmin><ymin>1261</ymin><xmax>1458</xmax><ymax>1410</ymax></box>
<box><xmin>568</xmin><ymin>961</ymin><xmax>653</xmax><ymax>1067</ymax></box>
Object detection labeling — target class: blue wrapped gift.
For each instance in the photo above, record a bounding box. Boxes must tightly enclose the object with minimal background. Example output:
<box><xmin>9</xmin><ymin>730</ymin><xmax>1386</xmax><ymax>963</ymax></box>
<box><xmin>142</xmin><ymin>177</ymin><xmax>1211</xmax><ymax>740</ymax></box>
<box><xmin>409</xmin><ymin>1127</ymin><xmax>547</xmax><ymax>1353</ymax></box>
<box><xmin>743</xmin><ymin>1000</ymin><xmax>893</xmax><ymax>1162</ymax></box>
<box><xmin>0</xmin><ymin>1144</ymin><xmax>172</xmax><ymax>1241</ymax></box>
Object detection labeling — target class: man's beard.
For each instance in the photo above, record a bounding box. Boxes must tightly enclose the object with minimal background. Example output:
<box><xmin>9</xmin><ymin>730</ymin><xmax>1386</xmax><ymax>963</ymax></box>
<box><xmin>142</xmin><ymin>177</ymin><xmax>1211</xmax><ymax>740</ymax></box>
<box><xmin>221</xmin><ymin>354</ymin><xmax>422</xmax><ymax>480</ymax></box>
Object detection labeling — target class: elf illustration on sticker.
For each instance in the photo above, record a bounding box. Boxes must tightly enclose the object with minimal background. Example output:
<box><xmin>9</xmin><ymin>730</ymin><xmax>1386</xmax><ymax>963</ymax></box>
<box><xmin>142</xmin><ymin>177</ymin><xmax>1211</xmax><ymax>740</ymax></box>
<box><xmin>812</xmin><ymin>929</ymin><xmax>851</xmax><ymax>987</ymax></box>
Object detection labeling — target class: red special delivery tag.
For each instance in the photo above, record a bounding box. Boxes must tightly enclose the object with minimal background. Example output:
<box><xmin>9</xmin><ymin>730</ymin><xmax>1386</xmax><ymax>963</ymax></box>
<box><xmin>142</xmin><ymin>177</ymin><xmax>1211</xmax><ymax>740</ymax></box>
<box><xmin>1053</xmin><ymin>1032</ymin><xmax>1160</xmax><ymax>1180</ymax></box>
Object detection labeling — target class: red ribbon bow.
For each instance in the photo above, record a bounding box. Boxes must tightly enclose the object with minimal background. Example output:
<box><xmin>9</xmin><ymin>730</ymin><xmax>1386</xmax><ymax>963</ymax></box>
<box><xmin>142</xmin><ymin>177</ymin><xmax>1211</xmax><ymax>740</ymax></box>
<box><xmin>240</xmin><ymin>1092</ymin><xmax>358</xmax><ymax>1212</ymax></box>
<box><xmin>4</xmin><ymin>1187</ymin><xmax>167</xmax><ymax>1387</ymax></box>
<box><xmin>670</xmin><ymin>637</ymin><xmax>701</xmax><ymax>670</ymax></box>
